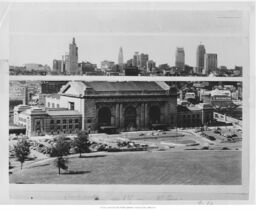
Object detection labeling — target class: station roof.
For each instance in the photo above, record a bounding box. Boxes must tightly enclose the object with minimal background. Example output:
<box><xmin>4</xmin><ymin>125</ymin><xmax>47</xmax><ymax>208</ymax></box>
<box><xmin>59</xmin><ymin>81</ymin><xmax>172</xmax><ymax>97</ymax></box>
<box><xmin>83</xmin><ymin>81</ymin><xmax>170</xmax><ymax>92</ymax></box>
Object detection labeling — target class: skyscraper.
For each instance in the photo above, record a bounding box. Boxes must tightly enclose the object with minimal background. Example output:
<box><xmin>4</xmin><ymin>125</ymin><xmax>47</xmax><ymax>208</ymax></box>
<box><xmin>118</xmin><ymin>47</ymin><xmax>123</xmax><ymax>66</ymax></box>
<box><xmin>65</xmin><ymin>37</ymin><xmax>79</xmax><ymax>75</ymax></box>
<box><xmin>204</xmin><ymin>53</ymin><xmax>217</xmax><ymax>75</ymax></box>
<box><xmin>175</xmin><ymin>47</ymin><xmax>185</xmax><ymax>71</ymax></box>
<box><xmin>196</xmin><ymin>43</ymin><xmax>206</xmax><ymax>74</ymax></box>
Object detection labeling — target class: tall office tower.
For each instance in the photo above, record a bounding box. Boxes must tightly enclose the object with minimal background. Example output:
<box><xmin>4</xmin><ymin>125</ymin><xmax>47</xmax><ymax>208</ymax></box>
<box><xmin>196</xmin><ymin>43</ymin><xmax>206</xmax><ymax>74</ymax></box>
<box><xmin>132</xmin><ymin>51</ymin><xmax>140</xmax><ymax>67</ymax></box>
<box><xmin>175</xmin><ymin>47</ymin><xmax>185</xmax><ymax>71</ymax></box>
<box><xmin>204</xmin><ymin>53</ymin><xmax>217</xmax><ymax>75</ymax></box>
<box><xmin>65</xmin><ymin>37</ymin><xmax>79</xmax><ymax>75</ymax></box>
<box><xmin>118</xmin><ymin>47</ymin><xmax>124</xmax><ymax>66</ymax></box>
<box><xmin>138</xmin><ymin>53</ymin><xmax>149</xmax><ymax>70</ymax></box>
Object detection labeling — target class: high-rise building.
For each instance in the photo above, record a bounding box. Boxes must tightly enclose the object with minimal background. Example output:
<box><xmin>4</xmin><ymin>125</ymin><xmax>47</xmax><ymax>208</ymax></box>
<box><xmin>52</xmin><ymin>59</ymin><xmax>62</xmax><ymax>73</ymax></box>
<box><xmin>65</xmin><ymin>38</ymin><xmax>79</xmax><ymax>75</ymax></box>
<box><xmin>196</xmin><ymin>44</ymin><xmax>206</xmax><ymax>74</ymax></box>
<box><xmin>138</xmin><ymin>53</ymin><xmax>149</xmax><ymax>70</ymax></box>
<box><xmin>132</xmin><ymin>52</ymin><xmax>140</xmax><ymax>67</ymax></box>
<box><xmin>175</xmin><ymin>47</ymin><xmax>185</xmax><ymax>71</ymax></box>
<box><xmin>118</xmin><ymin>47</ymin><xmax>124</xmax><ymax>71</ymax></box>
<box><xmin>204</xmin><ymin>54</ymin><xmax>217</xmax><ymax>75</ymax></box>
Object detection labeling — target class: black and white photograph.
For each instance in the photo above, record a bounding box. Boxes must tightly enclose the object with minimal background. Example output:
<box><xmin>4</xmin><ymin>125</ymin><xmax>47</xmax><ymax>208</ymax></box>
<box><xmin>0</xmin><ymin>0</ymin><xmax>255</xmax><ymax>206</ymax></box>
<box><xmin>8</xmin><ymin>2</ymin><xmax>248</xmax><ymax>77</ymax></box>
<box><xmin>9</xmin><ymin>80</ymin><xmax>243</xmax><ymax>185</ymax></box>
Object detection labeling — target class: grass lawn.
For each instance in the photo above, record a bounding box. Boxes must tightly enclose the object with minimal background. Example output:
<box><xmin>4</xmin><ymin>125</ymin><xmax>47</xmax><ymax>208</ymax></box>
<box><xmin>10</xmin><ymin>150</ymin><xmax>241</xmax><ymax>185</ymax></box>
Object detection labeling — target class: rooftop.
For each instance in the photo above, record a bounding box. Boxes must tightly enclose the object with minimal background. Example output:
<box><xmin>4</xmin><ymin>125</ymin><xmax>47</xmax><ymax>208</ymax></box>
<box><xmin>47</xmin><ymin>110</ymin><xmax>81</xmax><ymax>116</ymax></box>
<box><xmin>46</xmin><ymin>94</ymin><xmax>60</xmax><ymax>99</ymax></box>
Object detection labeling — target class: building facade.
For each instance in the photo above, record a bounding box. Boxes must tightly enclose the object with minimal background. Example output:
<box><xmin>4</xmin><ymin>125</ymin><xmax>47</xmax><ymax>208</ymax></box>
<box><xmin>146</xmin><ymin>60</ymin><xmax>156</xmax><ymax>72</ymax></box>
<box><xmin>46</xmin><ymin>81</ymin><xmax>178</xmax><ymax>132</ymax></box>
<box><xmin>78</xmin><ymin>61</ymin><xmax>97</xmax><ymax>75</ymax></box>
<box><xmin>177</xmin><ymin>103</ymin><xmax>214</xmax><ymax>127</ymax></box>
<box><xmin>138</xmin><ymin>53</ymin><xmax>149</xmax><ymax>70</ymax></box>
<box><xmin>101</xmin><ymin>60</ymin><xmax>115</xmax><ymax>73</ymax></box>
<box><xmin>132</xmin><ymin>52</ymin><xmax>140</xmax><ymax>67</ymax></box>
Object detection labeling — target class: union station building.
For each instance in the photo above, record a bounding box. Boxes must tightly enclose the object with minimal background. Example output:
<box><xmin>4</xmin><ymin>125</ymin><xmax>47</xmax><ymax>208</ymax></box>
<box><xmin>13</xmin><ymin>81</ymin><xmax>178</xmax><ymax>136</ymax></box>
<box><xmin>45</xmin><ymin>81</ymin><xmax>178</xmax><ymax>133</ymax></box>
<box><xmin>13</xmin><ymin>81</ymin><xmax>216</xmax><ymax>137</ymax></box>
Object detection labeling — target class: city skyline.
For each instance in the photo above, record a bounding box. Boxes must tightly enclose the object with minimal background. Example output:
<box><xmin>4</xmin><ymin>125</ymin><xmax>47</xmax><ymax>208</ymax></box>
<box><xmin>10</xmin><ymin>35</ymin><xmax>248</xmax><ymax>69</ymax></box>
<box><xmin>9</xmin><ymin>3</ymin><xmax>249</xmax><ymax>70</ymax></box>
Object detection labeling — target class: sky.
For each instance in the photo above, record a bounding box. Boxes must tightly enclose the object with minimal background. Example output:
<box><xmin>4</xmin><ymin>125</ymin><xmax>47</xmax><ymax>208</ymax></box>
<box><xmin>9</xmin><ymin>2</ymin><xmax>250</xmax><ymax>69</ymax></box>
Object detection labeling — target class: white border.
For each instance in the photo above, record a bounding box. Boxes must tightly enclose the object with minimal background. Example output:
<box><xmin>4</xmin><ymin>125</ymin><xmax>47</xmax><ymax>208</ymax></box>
<box><xmin>0</xmin><ymin>0</ymin><xmax>255</xmax><ymax>204</ymax></box>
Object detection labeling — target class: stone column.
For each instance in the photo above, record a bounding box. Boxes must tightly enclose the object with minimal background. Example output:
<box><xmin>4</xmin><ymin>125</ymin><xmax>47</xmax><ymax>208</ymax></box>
<box><xmin>136</xmin><ymin>105</ymin><xmax>140</xmax><ymax>129</ymax></box>
<box><xmin>201</xmin><ymin>110</ymin><xmax>205</xmax><ymax>125</ymax></box>
<box><xmin>115</xmin><ymin>103</ymin><xmax>120</xmax><ymax>128</ymax></box>
<box><xmin>165</xmin><ymin>102</ymin><xmax>169</xmax><ymax>124</ymax></box>
<box><xmin>119</xmin><ymin>103</ymin><xmax>123</xmax><ymax>128</ymax></box>
<box><xmin>145</xmin><ymin>103</ymin><xmax>148</xmax><ymax>129</ymax></box>
<box><xmin>140</xmin><ymin>103</ymin><xmax>145</xmax><ymax>129</ymax></box>
<box><xmin>160</xmin><ymin>104</ymin><xmax>164</xmax><ymax>123</ymax></box>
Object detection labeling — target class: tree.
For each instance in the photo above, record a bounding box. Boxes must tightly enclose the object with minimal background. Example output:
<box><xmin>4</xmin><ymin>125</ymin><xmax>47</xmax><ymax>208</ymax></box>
<box><xmin>14</xmin><ymin>138</ymin><xmax>30</xmax><ymax>171</ymax></box>
<box><xmin>53</xmin><ymin>156</ymin><xmax>69</xmax><ymax>175</ymax></box>
<box><xmin>73</xmin><ymin>130</ymin><xmax>90</xmax><ymax>158</ymax></box>
<box><xmin>50</xmin><ymin>135</ymin><xmax>70</xmax><ymax>174</ymax></box>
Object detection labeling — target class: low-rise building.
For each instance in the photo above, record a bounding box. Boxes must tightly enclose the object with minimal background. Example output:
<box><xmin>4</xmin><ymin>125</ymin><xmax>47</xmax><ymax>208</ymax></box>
<box><xmin>177</xmin><ymin>103</ymin><xmax>213</xmax><ymax>127</ymax></box>
<box><xmin>13</xmin><ymin>106</ymin><xmax>82</xmax><ymax>137</ymax></box>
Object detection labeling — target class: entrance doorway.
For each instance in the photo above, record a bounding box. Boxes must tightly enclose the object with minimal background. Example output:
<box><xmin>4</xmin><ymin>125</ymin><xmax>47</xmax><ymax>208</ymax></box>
<box><xmin>124</xmin><ymin>106</ymin><xmax>137</xmax><ymax>130</ymax></box>
<box><xmin>149</xmin><ymin>106</ymin><xmax>161</xmax><ymax>124</ymax></box>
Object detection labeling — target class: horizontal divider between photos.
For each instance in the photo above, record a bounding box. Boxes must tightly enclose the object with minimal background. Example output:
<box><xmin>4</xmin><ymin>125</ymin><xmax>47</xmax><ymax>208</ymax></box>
<box><xmin>9</xmin><ymin>76</ymin><xmax>243</xmax><ymax>82</ymax></box>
